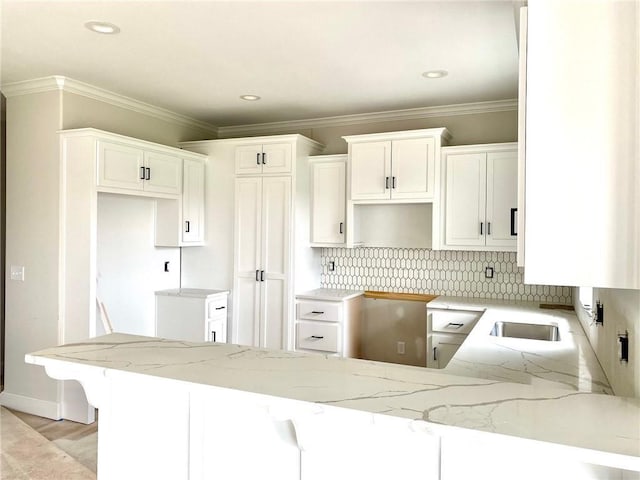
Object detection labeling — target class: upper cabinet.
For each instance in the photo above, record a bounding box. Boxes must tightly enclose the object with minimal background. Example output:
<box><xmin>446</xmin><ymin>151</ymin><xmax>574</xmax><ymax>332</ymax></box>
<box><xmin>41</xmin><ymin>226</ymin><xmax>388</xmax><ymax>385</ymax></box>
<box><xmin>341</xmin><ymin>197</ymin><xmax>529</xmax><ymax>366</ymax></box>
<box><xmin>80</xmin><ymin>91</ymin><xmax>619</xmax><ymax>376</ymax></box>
<box><xmin>156</xmin><ymin>157</ymin><xmax>206</xmax><ymax>247</ymax></box>
<box><xmin>440</xmin><ymin>143</ymin><xmax>517</xmax><ymax>252</ymax></box>
<box><xmin>344</xmin><ymin>128</ymin><xmax>450</xmax><ymax>203</ymax></box>
<box><xmin>235</xmin><ymin>143</ymin><xmax>293</xmax><ymax>175</ymax></box>
<box><xmin>524</xmin><ymin>1</ymin><xmax>639</xmax><ymax>288</ymax></box>
<box><xmin>98</xmin><ymin>141</ymin><xmax>183</xmax><ymax>195</ymax></box>
<box><xmin>309</xmin><ymin>155</ymin><xmax>347</xmax><ymax>246</ymax></box>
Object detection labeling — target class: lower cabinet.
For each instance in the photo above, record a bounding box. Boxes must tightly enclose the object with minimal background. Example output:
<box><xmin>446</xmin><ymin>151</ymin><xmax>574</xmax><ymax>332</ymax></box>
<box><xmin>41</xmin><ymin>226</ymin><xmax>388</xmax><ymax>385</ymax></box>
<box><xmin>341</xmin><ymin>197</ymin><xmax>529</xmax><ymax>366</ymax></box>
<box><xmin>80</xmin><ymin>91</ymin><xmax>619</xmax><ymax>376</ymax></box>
<box><xmin>155</xmin><ymin>289</ymin><xmax>229</xmax><ymax>343</ymax></box>
<box><xmin>426</xmin><ymin>307</ymin><xmax>482</xmax><ymax>368</ymax></box>
<box><xmin>294</xmin><ymin>296</ymin><xmax>363</xmax><ymax>358</ymax></box>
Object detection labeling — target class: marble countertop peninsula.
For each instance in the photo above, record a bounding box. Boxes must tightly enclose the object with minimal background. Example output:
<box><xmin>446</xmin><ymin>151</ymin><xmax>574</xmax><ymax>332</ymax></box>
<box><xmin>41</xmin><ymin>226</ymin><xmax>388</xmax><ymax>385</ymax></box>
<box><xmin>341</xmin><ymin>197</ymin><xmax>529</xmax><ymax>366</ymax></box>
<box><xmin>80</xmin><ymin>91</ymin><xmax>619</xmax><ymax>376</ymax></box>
<box><xmin>428</xmin><ymin>297</ymin><xmax>612</xmax><ymax>394</ymax></box>
<box><xmin>26</xmin><ymin>333</ymin><xmax>640</xmax><ymax>469</ymax></box>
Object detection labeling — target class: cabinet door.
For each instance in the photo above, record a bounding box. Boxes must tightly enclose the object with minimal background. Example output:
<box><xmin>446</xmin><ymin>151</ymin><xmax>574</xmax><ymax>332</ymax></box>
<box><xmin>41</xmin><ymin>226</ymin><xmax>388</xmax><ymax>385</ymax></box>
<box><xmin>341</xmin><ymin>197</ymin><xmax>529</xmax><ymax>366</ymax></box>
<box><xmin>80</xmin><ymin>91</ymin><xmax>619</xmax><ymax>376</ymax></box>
<box><xmin>144</xmin><ymin>151</ymin><xmax>182</xmax><ymax>194</ymax></box>
<box><xmin>430</xmin><ymin>334</ymin><xmax>464</xmax><ymax>369</ymax></box>
<box><xmin>486</xmin><ymin>151</ymin><xmax>518</xmax><ymax>248</ymax></box>
<box><xmin>350</xmin><ymin>141</ymin><xmax>391</xmax><ymax>200</ymax></box>
<box><xmin>444</xmin><ymin>152</ymin><xmax>486</xmax><ymax>246</ymax></box>
<box><xmin>233</xmin><ymin>178</ymin><xmax>263</xmax><ymax>346</ymax></box>
<box><xmin>390</xmin><ymin>137</ymin><xmax>436</xmax><ymax>200</ymax></box>
<box><xmin>310</xmin><ymin>161</ymin><xmax>346</xmax><ymax>244</ymax></box>
<box><xmin>260</xmin><ymin>176</ymin><xmax>291</xmax><ymax>350</ymax></box>
<box><xmin>182</xmin><ymin>158</ymin><xmax>205</xmax><ymax>244</ymax></box>
<box><xmin>97</xmin><ymin>141</ymin><xmax>145</xmax><ymax>191</ymax></box>
<box><xmin>235</xmin><ymin>145</ymin><xmax>264</xmax><ymax>175</ymax></box>
<box><xmin>262</xmin><ymin>143</ymin><xmax>293</xmax><ymax>174</ymax></box>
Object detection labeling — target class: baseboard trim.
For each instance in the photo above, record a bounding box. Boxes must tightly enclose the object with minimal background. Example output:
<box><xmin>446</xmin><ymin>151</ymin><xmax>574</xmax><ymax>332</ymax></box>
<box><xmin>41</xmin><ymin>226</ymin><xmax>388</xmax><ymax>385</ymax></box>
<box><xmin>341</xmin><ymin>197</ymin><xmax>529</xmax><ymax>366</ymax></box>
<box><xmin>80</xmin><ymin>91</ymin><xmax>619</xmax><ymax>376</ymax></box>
<box><xmin>0</xmin><ymin>391</ymin><xmax>62</xmax><ymax>420</ymax></box>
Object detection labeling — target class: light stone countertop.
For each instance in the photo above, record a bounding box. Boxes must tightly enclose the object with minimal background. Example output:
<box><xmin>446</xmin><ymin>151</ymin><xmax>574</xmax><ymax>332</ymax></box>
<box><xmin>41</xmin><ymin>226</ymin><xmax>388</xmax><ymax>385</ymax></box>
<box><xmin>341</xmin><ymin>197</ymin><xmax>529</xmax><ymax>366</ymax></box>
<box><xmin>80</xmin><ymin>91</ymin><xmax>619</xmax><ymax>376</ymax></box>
<box><xmin>428</xmin><ymin>297</ymin><xmax>613</xmax><ymax>394</ymax></box>
<box><xmin>295</xmin><ymin>288</ymin><xmax>364</xmax><ymax>301</ymax></box>
<box><xmin>26</xmin><ymin>333</ymin><xmax>640</xmax><ymax>468</ymax></box>
<box><xmin>155</xmin><ymin>288</ymin><xmax>229</xmax><ymax>298</ymax></box>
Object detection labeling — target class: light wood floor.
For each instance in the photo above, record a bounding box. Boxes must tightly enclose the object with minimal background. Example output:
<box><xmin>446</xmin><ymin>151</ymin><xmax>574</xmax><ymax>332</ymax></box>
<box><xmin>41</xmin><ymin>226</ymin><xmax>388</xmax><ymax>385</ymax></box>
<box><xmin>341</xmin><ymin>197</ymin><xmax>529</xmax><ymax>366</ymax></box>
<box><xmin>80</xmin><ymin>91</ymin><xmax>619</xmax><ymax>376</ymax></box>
<box><xmin>4</xmin><ymin>408</ymin><xmax>98</xmax><ymax>477</ymax></box>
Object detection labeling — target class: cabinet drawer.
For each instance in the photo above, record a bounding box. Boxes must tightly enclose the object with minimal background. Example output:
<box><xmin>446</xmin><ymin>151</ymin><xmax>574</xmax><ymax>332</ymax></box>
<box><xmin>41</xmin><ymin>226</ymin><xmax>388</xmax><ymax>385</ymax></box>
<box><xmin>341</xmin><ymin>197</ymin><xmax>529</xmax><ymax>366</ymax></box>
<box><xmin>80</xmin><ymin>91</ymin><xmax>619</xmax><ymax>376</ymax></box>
<box><xmin>296</xmin><ymin>321</ymin><xmax>340</xmax><ymax>353</ymax></box>
<box><xmin>297</xmin><ymin>300</ymin><xmax>342</xmax><ymax>322</ymax></box>
<box><xmin>207</xmin><ymin>319</ymin><xmax>226</xmax><ymax>343</ymax></box>
<box><xmin>428</xmin><ymin>308</ymin><xmax>482</xmax><ymax>335</ymax></box>
<box><xmin>207</xmin><ymin>298</ymin><xmax>228</xmax><ymax>320</ymax></box>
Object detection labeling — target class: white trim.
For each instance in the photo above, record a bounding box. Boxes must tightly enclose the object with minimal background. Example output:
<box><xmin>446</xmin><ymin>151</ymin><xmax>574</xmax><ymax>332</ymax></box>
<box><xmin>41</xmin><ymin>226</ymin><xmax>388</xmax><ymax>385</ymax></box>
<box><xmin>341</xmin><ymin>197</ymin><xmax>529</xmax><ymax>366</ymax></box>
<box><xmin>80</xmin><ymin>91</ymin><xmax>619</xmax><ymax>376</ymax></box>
<box><xmin>218</xmin><ymin>99</ymin><xmax>518</xmax><ymax>138</ymax></box>
<box><xmin>180</xmin><ymin>133</ymin><xmax>324</xmax><ymax>152</ymax></box>
<box><xmin>1</xmin><ymin>76</ymin><xmax>218</xmax><ymax>136</ymax></box>
<box><xmin>0</xmin><ymin>391</ymin><xmax>62</xmax><ymax>420</ymax></box>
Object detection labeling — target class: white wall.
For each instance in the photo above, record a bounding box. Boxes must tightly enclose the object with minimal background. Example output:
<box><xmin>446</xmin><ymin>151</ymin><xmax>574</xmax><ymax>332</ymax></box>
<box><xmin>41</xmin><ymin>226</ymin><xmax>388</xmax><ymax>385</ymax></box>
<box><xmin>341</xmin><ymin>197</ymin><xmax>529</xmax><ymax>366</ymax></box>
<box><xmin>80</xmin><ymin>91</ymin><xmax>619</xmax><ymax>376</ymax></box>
<box><xmin>97</xmin><ymin>194</ymin><xmax>180</xmax><ymax>336</ymax></box>
<box><xmin>575</xmin><ymin>287</ymin><xmax>640</xmax><ymax>398</ymax></box>
<box><xmin>2</xmin><ymin>91</ymin><xmax>62</xmax><ymax>417</ymax></box>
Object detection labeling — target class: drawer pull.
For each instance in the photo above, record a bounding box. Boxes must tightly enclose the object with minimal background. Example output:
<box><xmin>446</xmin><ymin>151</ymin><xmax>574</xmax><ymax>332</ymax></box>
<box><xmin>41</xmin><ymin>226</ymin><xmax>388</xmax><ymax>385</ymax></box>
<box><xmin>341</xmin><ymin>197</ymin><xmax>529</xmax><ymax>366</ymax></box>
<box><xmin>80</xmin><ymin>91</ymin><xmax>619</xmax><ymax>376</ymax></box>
<box><xmin>311</xmin><ymin>311</ymin><xmax>325</xmax><ymax>314</ymax></box>
<box><xmin>447</xmin><ymin>322</ymin><xmax>464</xmax><ymax>329</ymax></box>
<box><xmin>309</xmin><ymin>335</ymin><xmax>324</xmax><ymax>340</ymax></box>
<box><xmin>215</xmin><ymin>306</ymin><xmax>225</xmax><ymax>310</ymax></box>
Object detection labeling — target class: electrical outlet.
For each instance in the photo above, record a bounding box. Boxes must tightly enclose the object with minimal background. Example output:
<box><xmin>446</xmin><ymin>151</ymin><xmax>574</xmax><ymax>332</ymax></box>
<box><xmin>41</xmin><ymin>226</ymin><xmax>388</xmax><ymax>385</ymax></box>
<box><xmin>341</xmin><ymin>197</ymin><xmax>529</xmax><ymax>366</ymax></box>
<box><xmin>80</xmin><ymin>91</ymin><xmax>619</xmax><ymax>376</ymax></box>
<box><xmin>485</xmin><ymin>266</ymin><xmax>494</xmax><ymax>279</ymax></box>
<box><xmin>10</xmin><ymin>265</ymin><xmax>25</xmax><ymax>281</ymax></box>
<box><xmin>328</xmin><ymin>260</ymin><xmax>335</xmax><ymax>272</ymax></box>
<box><xmin>397</xmin><ymin>341</ymin><xmax>405</xmax><ymax>355</ymax></box>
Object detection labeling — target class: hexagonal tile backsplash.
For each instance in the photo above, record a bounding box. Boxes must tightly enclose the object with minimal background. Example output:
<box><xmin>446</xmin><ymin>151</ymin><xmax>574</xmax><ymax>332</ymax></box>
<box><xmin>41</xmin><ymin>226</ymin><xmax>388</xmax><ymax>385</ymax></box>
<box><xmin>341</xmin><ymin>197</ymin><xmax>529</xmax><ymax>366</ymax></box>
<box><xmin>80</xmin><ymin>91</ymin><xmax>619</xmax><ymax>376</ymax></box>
<box><xmin>320</xmin><ymin>247</ymin><xmax>572</xmax><ymax>304</ymax></box>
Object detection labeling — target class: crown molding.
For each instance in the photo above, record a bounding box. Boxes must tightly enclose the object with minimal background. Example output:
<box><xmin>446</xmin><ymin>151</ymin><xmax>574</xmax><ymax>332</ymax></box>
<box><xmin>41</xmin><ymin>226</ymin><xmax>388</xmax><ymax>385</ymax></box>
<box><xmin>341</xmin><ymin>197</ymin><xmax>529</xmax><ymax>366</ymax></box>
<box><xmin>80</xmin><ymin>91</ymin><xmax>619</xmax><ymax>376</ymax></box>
<box><xmin>1</xmin><ymin>75</ymin><xmax>218</xmax><ymax>135</ymax></box>
<box><xmin>217</xmin><ymin>99</ymin><xmax>518</xmax><ymax>138</ymax></box>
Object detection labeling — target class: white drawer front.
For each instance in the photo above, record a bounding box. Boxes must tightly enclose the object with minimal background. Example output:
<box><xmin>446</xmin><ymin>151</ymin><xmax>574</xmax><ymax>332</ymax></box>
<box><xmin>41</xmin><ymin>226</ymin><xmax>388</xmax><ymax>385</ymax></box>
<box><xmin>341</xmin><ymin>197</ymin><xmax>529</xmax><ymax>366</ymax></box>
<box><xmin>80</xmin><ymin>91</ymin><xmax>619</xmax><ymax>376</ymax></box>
<box><xmin>429</xmin><ymin>308</ymin><xmax>482</xmax><ymax>335</ymax></box>
<box><xmin>296</xmin><ymin>321</ymin><xmax>340</xmax><ymax>353</ymax></box>
<box><xmin>207</xmin><ymin>298</ymin><xmax>228</xmax><ymax>320</ymax></box>
<box><xmin>297</xmin><ymin>300</ymin><xmax>342</xmax><ymax>322</ymax></box>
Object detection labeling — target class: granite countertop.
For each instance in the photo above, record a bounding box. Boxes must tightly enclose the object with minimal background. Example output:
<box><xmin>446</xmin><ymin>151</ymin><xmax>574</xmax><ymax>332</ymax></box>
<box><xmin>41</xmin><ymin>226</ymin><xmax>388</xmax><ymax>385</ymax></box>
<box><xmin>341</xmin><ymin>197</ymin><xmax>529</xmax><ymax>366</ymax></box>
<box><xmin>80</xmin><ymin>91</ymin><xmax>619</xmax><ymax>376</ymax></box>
<box><xmin>296</xmin><ymin>288</ymin><xmax>364</xmax><ymax>301</ymax></box>
<box><xmin>26</xmin><ymin>333</ymin><xmax>640</xmax><ymax>468</ymax></box>
<box><xmin>427</xmin><ymin>297</ymin><xmax>612</xmax><ymax>394</ymax></box>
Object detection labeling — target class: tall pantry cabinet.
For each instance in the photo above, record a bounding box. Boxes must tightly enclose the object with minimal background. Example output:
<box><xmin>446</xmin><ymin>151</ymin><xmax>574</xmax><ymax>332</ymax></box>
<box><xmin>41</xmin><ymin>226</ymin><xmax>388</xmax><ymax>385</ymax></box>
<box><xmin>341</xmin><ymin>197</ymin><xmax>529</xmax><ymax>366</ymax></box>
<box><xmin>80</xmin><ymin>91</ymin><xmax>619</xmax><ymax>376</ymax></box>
<box><xmin>180</xmin><ymin>135</ymin><xmax>324</xmax><ymax>351</ymax></box>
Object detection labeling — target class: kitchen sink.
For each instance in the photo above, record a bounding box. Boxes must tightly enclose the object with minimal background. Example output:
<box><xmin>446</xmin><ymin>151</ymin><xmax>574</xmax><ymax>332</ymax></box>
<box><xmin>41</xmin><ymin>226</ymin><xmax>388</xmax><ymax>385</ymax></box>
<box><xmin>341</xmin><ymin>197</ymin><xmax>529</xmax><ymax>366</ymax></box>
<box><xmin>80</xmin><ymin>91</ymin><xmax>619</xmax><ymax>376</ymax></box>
<box><xmin>490</xmin><ymin>321</ymin><xmax>560</xmax><ymax>341</ymax></box>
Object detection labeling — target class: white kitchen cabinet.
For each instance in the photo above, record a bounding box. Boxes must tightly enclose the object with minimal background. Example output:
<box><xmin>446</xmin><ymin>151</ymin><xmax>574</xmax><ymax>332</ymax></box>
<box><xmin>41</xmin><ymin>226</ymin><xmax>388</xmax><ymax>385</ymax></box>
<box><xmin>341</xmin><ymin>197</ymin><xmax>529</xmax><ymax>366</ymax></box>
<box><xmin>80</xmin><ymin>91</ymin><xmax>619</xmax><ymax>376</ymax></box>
<box><xmin>98</xmin><ymin>140</ymin><xmax>183</xmax><ymax>195</ymax></box>
<box><xmin>235</xmin><ymin>142</ymin><xmax>293</xmax><ymax>175</ymax></box>
<box><xmin>440</xmin><ymin>143</ymin><xmax>517</xmax><ymax>251</ymax></box>
<box><xmin>155</xmin><ymin>289</ymin><xmax>229</xmax><ymax>343</ymax></box>
<box><xmin>234</xmin><ymin>176</ymin><xmax>291</xmax><ymax>349</ymax></box>
<box><xmin>155</xmin><ymin>157</ymin><xmax>206</xmax><ymax>246</ymax></box>
<box><xmin>344</xmin><ymin>129</ymin><xmax>449</xmax><ymax>202</ymax></box>
<box><xmin>294</xmin><ymin>294</ymin><xmax>362</xmax><ymax>358</ymax></box>
<box><xmin>426</xmin><ymin>307</ymin><xmax>482</xmax><ymax>369</ymax></box>
<box><xmin>524</xmin><ymin>1</ymin><xmax>639</xmax><ymax>289</ymax></box>
<box><xmin>309</xmin><ymin>155</ymin><xmax>346</xmax><ymax>246</ymax></box>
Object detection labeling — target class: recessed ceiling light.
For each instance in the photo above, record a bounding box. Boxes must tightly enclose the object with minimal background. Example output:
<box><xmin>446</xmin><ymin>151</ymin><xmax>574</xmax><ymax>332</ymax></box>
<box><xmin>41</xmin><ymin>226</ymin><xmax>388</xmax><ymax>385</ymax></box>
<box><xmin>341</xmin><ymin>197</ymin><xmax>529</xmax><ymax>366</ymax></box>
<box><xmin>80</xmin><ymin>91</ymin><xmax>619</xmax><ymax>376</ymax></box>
<box><xmin>422</xmin><ymin>70</ymin><xmax>448</xmax><ymax>79</ymax></box>
<box><xmin>240</xmin><ymin>95</ymin><xmax>261</xmax><ymax>101</ymax></box>
<box><xmin>85</xmin><ymin>21</ymin><xmax>120</xmax><ymax>35</ymax></box>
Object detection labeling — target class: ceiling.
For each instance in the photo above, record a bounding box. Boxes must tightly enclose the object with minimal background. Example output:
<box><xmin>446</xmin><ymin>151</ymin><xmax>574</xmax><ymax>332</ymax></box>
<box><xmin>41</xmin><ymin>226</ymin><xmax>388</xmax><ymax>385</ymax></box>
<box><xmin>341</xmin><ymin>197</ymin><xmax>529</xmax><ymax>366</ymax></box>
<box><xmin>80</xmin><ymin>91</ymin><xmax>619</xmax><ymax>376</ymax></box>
<box><xmin>1</xmin><ymin>1</ymin><xmax>520</xmax><ymax>127</ymax></box>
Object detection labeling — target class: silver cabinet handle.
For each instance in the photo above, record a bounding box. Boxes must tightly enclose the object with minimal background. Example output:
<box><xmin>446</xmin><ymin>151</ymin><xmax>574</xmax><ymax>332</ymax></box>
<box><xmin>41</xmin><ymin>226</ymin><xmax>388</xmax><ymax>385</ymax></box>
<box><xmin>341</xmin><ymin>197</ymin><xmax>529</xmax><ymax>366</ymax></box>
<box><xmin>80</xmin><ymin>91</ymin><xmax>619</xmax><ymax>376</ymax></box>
<box><xmin>145</xmin><ymin>167</ymin><xmax>151</xmax><ymax>180</ymax></box>
<box><xmin>140</xmin><ymin>166</ymin><xmax>146</xmax><ymax>180</ymax></box>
